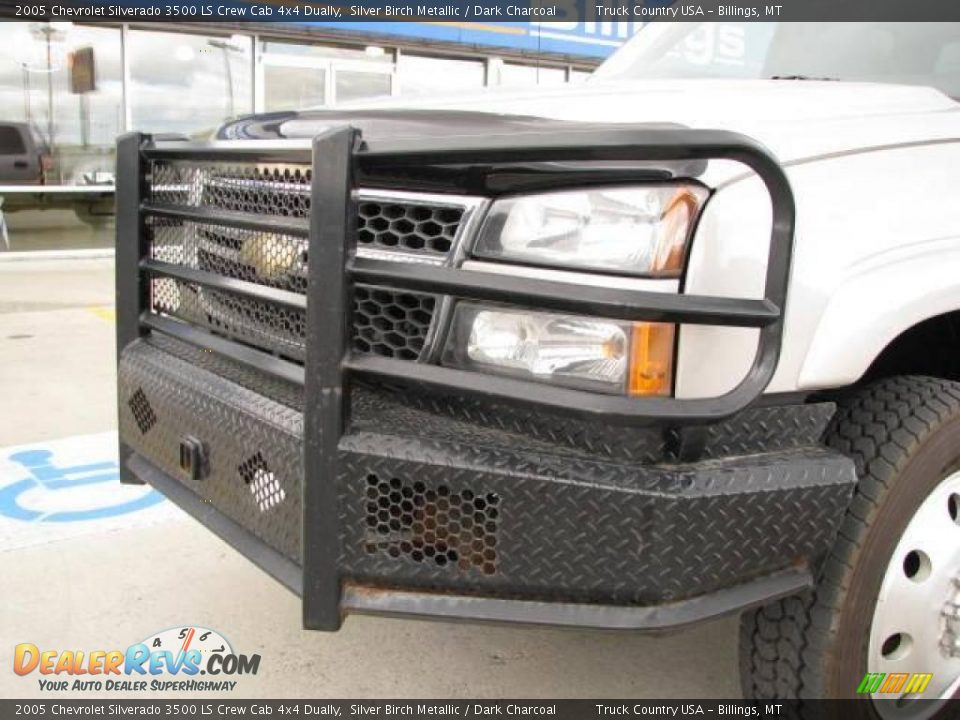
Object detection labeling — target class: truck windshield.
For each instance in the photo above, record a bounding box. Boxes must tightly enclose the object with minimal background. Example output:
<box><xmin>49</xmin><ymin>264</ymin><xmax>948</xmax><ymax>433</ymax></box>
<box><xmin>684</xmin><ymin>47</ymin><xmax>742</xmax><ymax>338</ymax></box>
<box><xmin>593</xmin><ymin>22</ymin><xmax>960</xmax><ymax>99</ymax></box>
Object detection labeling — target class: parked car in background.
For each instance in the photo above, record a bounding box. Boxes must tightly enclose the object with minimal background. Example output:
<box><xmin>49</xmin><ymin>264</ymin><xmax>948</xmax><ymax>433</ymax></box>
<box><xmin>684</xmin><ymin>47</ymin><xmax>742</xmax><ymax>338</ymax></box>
<box><xmin>0</xmin><ymin>123</ymin><xmax>51</xmax><ymax>185</ymax></box>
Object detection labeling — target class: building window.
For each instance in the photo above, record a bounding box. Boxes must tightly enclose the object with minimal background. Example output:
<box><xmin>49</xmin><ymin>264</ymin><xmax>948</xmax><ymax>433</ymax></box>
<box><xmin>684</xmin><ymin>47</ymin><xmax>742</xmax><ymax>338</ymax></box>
<box><xmin>129</xmin><ymin>29</ymin><xmax>252</xmax><ymax>138</ymax></box>
<box><xmin>335</xmin><ymin>69</ymin><xmax>392</xmax><ymax>103</ymax></box>
<box><xmin>397</xmin><ymin>54</ymin><xmax>485</xmax><ymax>96</ymax></box>
<box><xmin>495</xmin><ymin>61</ymin><xmax>569</xmax><ymax>87</ymax></box>
<box><xmin>261</xmin><ymin>41</ymin><xmax>393</xmax><ymax>64</ymax></box>
<box><xmin>489</xmin><ymin>58</ymin><xmax>590</xmax><ymax>88</ymax></box>
<box><xmin>0</xmin><ymin>23</ymin><xmax>122</xmax><ymax>186</ymax></box>
<box><xmin>258</xmin><ymin>40</ymin><xmax>395</xmax><ymax>110</ymax></box>
<box><xmin>264</xmin><ymin>64</ymin><xmax>326</xmax><ymax>112</ymax></box>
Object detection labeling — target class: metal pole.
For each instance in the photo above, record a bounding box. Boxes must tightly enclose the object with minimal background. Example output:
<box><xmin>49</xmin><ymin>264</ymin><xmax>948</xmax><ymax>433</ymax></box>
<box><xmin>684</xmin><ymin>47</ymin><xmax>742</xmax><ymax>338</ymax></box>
<box><xmin>120</xmin><ymin>24</ymin><xmax>132</xmax><ymax>134</ymax></box>
<box><xmin>223</xmin><ymin>46</ymin><xmax>234</xmax><ymax>117</ymax></box>
<box><xmin>46</xmin><ymin>28</ymin><xmax>53</xmax><ymax>143</ymax></box>
<box><xmin>22</xmin><ymin>66</ymin><xmax>31</xmax><ymax>123</ymax></box>
<box><xmin>250</xmin><ymin>34</ymin><xmax>259</xmax><ymax>114</ymax></box>
<box><xmin>44</xmin><ymin>25</ymin><xmax>59</xmax><ymax>183</ymax></box>
<box><xmin>208</xmin><ymin>39</ymin><xmax>242</xmax><ymax>119</ymax></box>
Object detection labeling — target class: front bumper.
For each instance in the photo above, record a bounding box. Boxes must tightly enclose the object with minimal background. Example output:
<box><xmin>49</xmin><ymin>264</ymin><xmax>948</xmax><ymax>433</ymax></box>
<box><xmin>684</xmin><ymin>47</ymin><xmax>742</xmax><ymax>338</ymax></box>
<box><xmin>119</xmin><ymin>335</ymin><xmax>857</xmax><ymax>630</ymax></box>
<box><xmin>116</xmin><ymin>126</ymin><xmax>852</xmax><ymax>630</ymax></box>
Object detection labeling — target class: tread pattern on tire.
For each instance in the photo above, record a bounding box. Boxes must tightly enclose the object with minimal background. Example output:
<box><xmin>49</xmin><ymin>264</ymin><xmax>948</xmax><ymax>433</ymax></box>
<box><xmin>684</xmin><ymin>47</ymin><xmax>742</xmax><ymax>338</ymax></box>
<box><xmin>740</xmin><ymin>376</ymin><xmax>960</xmax><ymax>702</ymax></box>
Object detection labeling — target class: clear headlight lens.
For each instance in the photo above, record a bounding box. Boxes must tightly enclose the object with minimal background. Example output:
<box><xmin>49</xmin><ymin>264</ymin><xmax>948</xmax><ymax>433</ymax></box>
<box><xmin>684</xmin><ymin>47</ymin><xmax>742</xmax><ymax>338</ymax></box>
<box><xmin>443</xmin><ymin>303</ymin><xmax>675</xmax><ymax>396</ymax></box>
<box><xmin>473</xmin><ymin>184</ymin><xmax>709</xmax><ymax>277</ymax></box>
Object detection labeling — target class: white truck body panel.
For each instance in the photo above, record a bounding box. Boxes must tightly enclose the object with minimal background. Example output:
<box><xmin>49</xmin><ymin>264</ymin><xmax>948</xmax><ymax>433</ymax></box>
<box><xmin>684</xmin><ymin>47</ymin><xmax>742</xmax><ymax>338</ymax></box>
<box><xmin>336</xmin><ymin>78</ymin><xmax>960</xmax><ymax>395</ymax></box>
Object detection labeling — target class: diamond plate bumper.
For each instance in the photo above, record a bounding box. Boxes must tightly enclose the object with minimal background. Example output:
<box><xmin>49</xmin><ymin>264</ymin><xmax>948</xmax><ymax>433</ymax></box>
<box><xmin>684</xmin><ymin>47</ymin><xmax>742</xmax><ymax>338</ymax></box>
<box><xmin>119</xmin><ymin>338</ymin><xmax>857</xmax><ymax>630</ymax></box>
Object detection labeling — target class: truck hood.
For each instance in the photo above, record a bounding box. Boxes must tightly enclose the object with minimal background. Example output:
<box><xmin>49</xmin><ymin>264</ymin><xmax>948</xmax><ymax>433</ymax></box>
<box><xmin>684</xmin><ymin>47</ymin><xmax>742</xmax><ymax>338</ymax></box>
<box><xmin>220</xmin><ymin>78</ymin><xmax>960</xmax><ymax>175</ymax></box>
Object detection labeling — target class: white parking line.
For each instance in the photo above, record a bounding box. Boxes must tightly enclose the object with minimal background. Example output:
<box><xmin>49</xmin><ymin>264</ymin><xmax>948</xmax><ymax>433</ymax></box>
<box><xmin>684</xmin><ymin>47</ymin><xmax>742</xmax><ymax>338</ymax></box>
<box><xmin>0</xmin><ymin>431</ymin><xmax>183</xmax><ymax>552</ymax></box>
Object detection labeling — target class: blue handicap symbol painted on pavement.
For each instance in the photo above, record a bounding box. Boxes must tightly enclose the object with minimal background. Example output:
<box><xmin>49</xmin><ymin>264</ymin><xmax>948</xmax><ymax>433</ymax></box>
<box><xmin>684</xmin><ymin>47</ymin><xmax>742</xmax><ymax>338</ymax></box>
<box><xmin>0</xmin><ymin>448</ymin><xmax>164</xmax><ymax>522</ymax></box>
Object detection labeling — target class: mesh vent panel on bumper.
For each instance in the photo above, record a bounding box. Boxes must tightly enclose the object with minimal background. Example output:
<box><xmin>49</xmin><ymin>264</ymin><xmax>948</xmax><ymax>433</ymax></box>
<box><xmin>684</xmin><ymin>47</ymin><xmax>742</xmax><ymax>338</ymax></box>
<box><xmin>119</xmin><ymin>340</ymin><xmax>856</xmax><ymax>605</ymax></box>
<box><xmin>364</xmin><ymin>473</ymin><xmax>500</xmax><ymax>576</ymax></box>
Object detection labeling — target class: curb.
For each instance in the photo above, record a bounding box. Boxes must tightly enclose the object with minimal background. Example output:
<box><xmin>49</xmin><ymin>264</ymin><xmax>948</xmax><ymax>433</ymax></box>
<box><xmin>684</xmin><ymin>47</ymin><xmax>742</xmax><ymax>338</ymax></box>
<box><xmin>0</xmin><ymin>248</ymin><xmax>115</xmax><ymax>263</ymax></box>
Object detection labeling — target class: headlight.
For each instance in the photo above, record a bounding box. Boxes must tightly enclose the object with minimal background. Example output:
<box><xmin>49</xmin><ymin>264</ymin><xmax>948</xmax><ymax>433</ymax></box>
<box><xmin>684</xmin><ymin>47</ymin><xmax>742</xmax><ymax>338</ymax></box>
<box><xmin>443</xmin><ymin>303</ymin><xmax>675</xmax><ymax>396</ymax></box>
<box><xmin>472</xmin><ymin>184</ymin><xmax>708</xmax><ymax>277</ymax></box>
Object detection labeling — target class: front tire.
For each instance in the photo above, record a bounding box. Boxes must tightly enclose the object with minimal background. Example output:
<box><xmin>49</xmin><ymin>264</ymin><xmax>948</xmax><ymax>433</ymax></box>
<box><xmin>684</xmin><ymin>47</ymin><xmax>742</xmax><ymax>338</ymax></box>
<box><xmin>739</xmin><ymin>376</ymin><xmax>960</xmax><ymax>716</ymax></box>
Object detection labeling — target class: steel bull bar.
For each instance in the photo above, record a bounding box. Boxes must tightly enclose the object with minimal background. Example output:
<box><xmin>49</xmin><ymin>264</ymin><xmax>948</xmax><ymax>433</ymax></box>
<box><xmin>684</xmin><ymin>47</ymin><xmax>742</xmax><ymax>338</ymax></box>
<box><xmin>116</xmin><ymin>125</ymin><xmax>807</xmax><ymax>631</ymax></box>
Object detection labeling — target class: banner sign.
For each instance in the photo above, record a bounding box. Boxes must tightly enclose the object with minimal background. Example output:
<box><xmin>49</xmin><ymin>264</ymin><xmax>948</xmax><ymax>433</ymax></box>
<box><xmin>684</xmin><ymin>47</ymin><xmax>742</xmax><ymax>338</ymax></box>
<box><xmin>288</xmin><ymin>20</ymin><xmax>643</xmax><ymax>58</ymax></box>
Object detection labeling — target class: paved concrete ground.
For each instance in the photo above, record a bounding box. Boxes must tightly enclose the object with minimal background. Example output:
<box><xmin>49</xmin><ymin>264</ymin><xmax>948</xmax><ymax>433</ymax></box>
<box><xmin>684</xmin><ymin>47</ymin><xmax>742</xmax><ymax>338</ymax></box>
<box><xmin>0</xmin><ymin>258</ymin><xmax>118</xmax><ymax>445</ymax></box>
<box><xmin>0</xmin><ymin>257</ymin><xmax>741</xmax><ymax>699</ymax></box>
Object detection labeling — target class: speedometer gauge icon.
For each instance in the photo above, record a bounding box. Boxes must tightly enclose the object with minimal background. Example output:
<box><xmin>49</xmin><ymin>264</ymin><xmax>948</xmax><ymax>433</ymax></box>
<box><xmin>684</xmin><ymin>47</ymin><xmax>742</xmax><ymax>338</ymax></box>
<box><xmin>140</xmin><ymin>626</ymin><xmax>233</xmax><ymax>670</ymax></box>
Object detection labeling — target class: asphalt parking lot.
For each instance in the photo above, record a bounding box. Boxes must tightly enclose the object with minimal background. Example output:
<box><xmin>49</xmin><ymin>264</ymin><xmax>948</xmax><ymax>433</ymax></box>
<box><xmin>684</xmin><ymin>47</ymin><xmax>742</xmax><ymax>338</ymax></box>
<box><xmin>0</xmin><ymin>255</ymin><xmax>741</xmax><ymax>699</ymax></box>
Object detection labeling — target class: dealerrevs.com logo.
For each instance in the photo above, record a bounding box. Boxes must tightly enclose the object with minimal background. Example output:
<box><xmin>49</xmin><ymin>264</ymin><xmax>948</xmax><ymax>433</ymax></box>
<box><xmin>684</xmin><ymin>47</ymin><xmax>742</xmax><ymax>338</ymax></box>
<box><xmin>13</xmin><ymin>626</ymin><xmax>261</xmax><ymax>692</ymax></box>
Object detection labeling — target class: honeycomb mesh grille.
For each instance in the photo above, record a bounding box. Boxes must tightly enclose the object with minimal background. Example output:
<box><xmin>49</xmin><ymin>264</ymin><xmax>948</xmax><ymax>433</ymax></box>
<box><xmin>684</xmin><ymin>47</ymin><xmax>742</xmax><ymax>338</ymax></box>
<box><xmin>148</xmin><ymin>160</ymin><xmax>467</xmax><ymax>257</ymax></box>
<box><xmin>364</xmin><ymin>474</ymin><xmax>499</xmax><ymax>576</ymax></box>
<box><xmin>144</xmin><ymin>162</ymin><xmax>478</xmax><ymax>364</ymax></box>
<box><xmin>358</xmin><ymin>200</ymin><xmax>463</xmax><ymax>257</ymax></box>
<box><xmin>151</xmin><ymin>276</ymin><xmax>434</xmax><ymax>364</ymax></box>
<box><xmin>150</xmin><ymin>219</ymin><xmax>308</xmax><ymax>293</ymax></box>
<box><xmin>128</xmin><ymin>388</ymin><xmax>157</xmax><ymax>435</ymax></box>
<box><xmin>353</xmin><ymin>287</ymin><xmax>435</xmax><ymax>361</ymax></box>
<box><xmin>151</xmin><ymin>276</ymin><xmax>307</xmax><ymax>362</ymax></box>
<box><xmin>150</xmin><ymin>162</ymin><xmax>312</xmax><ymax>218</ymax></box>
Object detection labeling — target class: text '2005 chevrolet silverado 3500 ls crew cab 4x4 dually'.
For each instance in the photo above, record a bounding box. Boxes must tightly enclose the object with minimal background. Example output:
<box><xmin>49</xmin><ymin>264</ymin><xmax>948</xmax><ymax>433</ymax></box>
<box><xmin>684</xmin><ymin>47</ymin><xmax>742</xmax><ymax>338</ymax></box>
<box><xmin>114</xmin><ymin>22</ymin><xmax>960</xmax><ymax>715</ymax></box>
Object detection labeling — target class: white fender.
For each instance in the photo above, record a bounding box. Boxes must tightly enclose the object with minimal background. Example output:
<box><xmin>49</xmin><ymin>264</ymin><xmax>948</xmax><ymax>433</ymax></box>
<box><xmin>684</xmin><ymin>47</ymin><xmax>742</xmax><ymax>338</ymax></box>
<box><xmin>798</xmin><ymin>241</ymin><xmax>960</xmax><ymax>390</ymax></box>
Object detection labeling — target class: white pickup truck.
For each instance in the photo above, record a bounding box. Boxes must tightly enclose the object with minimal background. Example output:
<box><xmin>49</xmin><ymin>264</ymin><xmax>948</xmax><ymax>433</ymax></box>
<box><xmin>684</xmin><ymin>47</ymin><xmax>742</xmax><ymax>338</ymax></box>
<box><xmin>115</xmin><ymin>22</ymin><xmax>960</xmax><ymax>714</ymax></box>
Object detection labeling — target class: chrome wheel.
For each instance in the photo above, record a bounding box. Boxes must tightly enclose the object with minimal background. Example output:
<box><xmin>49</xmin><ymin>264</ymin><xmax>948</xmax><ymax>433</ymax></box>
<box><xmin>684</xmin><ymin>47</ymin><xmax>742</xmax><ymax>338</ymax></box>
<box><xmin>869</xmin><ymin>471</ymin><xmax>960</xmax><ymax>718</ymax></box>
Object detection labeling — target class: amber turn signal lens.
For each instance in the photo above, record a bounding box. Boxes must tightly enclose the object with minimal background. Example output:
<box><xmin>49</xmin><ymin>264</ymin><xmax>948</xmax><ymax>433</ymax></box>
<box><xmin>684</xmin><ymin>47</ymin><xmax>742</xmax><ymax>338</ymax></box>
<box><xmin>628</xmin><ymin>322</ymin><xmax>676</xmax><ymax>397</ymax></box>
<box><xmin>653</xmin><ymin>188</ymin><xmax>704</xmax><ymax>275</ymax></box>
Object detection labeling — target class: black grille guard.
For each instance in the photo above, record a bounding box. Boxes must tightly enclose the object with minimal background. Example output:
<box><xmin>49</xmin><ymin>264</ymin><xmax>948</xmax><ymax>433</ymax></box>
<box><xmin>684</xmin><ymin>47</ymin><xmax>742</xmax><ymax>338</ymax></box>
<box><xmin>116</xmin><ymin>126</ymin><xmax>796</xmax><ymax>629</ymax></box>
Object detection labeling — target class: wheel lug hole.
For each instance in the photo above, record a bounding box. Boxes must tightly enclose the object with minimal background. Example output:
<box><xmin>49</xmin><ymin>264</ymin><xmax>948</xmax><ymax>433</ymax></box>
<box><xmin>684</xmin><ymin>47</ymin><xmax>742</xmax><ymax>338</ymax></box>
<box><xmin>903</xmin><ymin>550</ymin><xmax>931</xmax><ymax>583</ymax></box>
<box><xmin>949</xmin><ymin>493</ymin><xmax>960</xmax><ymax>525</ymax></box>
<box><xmin>881</xmin><ymin>632</ymin><xmax>913</xmax><ymax>661</ymax></box>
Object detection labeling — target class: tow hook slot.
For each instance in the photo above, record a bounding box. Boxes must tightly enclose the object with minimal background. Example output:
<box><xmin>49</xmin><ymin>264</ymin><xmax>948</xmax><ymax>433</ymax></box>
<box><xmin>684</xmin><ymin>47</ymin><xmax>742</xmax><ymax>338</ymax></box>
<box><xmin>665</xmin><ymin>426</ymin><xmax>708</xmax><ymax>462</ymax></box>
<box><xmin>178</xmin><ymin>436</ymin><xmax>209</xmax><ymax>481</ymax></box>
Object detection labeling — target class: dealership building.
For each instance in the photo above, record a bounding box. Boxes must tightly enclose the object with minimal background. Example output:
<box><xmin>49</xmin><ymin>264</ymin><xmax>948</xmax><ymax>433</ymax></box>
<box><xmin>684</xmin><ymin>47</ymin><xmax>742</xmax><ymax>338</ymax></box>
<box><xmin>0</xmin><ymin>19</ymin><xmax>640</xmax><ymax>252</ymax></box>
